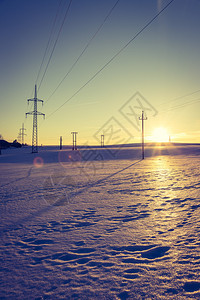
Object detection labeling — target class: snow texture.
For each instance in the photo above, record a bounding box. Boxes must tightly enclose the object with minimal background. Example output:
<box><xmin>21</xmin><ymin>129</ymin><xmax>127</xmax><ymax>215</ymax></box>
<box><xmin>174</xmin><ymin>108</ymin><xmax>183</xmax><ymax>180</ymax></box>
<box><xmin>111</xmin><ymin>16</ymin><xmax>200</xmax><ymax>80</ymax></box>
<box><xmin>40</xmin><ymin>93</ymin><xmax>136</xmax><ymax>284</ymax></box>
<box><xmin>0</xmin><ymin>145</ymin><xmax>200</xmax><ymax>299</ymax></box>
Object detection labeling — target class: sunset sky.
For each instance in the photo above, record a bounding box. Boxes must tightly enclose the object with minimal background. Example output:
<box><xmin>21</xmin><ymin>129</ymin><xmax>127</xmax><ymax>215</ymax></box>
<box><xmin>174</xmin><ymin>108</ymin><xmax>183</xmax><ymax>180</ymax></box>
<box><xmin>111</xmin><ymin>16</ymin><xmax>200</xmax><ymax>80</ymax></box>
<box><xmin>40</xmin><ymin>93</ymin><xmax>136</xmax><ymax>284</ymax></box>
<box><xmin>0</xmin><ymin>0</ymin><xmax>200</xmax><ymax>145</ymax></box>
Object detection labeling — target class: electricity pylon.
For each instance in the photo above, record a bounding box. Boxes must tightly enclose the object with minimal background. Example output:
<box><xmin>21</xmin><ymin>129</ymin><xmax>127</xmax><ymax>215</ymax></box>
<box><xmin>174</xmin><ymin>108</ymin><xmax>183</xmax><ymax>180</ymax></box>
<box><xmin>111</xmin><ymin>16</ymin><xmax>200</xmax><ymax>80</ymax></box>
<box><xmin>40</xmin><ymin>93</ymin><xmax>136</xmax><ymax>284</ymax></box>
<box><xmin>26</xmin><ymin>85</ymin><xmax>45</xmax><ymax>153</ymax></box>
<box><xmin>17</xmin><ymin>132</ymin><xmax>21</xmax><ymax>143</ymax></box>
<box><xmin>18</xmin><ymin>123</ymin><xmax>26</xmax><ymax>145</ymax></box>
<box><xmin>139</xmin><ymin>111</ymin><xmax>147</xmax><ymax>160</ymax></box>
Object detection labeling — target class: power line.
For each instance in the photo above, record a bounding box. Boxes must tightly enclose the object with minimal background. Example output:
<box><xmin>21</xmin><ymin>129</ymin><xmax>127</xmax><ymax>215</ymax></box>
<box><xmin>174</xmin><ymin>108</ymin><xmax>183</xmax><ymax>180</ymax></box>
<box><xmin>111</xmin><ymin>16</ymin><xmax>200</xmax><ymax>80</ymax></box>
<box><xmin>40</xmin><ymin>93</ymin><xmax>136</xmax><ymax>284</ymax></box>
<box><xmin>35</xmin><ymin>0</ymin><xmax>64</xmax><ymax>86</ymax></box>
<box><xmin>47</xmin><ymin>0</ymin><xmax>176</xmax><ymax>120</ymax></box>
<box><xmin>38</xmin><ymin>0</ymin><xmax>73</xmax><ymax>92</ymax></box>
<box><xmin>24</xmin><ymin>0</ymin><xmax>64</xmax><ymax>131</ymax></box>
<box><xmin>158</xmin><ymin>88</ymin><xmax>200</xmax><ymax>108</ymax></box>
<box><xmin>45</xmin><ymin>0</ymin><xmax>120</xmax><ymax>104</ymax></box>
<box><xmin>160</xmin><ymin>98</ymin><xmax>200</xmax><ymax>112</ymax></box>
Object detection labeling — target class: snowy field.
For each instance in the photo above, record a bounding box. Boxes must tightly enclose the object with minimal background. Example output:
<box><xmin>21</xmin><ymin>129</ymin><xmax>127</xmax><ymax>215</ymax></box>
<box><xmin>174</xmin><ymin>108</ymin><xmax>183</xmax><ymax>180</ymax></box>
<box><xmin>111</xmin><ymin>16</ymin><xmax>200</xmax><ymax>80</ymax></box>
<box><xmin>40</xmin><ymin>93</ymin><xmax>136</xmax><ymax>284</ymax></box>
<box><xmin>0</xmin><ymin>145</ymin><xmax>200</xmax><ymax>299</ymax></box>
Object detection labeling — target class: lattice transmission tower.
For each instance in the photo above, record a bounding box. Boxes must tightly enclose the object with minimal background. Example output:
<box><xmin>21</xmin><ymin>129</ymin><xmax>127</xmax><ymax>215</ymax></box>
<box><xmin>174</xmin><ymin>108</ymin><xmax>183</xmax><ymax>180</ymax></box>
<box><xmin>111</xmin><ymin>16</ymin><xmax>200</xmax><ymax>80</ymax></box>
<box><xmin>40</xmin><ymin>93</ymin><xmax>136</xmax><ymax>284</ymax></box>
<box><xmin>26</xmin><ymin>85</ymin><xmax>45</xmax><ymax>153</ymax></box>
<box><xmin>18</xmin><ymin>123</ymin><xmax>26</xmax><ymax>145</ymax></box>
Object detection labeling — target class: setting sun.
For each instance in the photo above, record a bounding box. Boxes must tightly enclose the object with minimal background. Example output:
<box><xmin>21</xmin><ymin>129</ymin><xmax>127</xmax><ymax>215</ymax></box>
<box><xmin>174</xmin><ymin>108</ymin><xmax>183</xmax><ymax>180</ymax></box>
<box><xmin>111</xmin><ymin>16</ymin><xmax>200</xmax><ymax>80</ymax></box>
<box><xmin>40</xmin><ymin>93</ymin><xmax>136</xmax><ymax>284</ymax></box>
<box><xmin>151</xmin><ymin>127</ymin><xmax>170</xmax><ymax>143</ymax></box>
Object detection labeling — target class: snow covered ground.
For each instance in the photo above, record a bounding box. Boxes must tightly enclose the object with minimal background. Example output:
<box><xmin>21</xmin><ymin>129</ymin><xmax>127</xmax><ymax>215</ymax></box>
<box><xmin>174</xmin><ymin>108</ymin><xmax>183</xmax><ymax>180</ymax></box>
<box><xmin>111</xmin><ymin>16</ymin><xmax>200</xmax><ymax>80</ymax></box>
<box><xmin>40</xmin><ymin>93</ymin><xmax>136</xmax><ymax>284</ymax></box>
<box><xmin>0</xmin><ymin>145</ymin><xmax>200</xmax><ymax>299</ymax></box>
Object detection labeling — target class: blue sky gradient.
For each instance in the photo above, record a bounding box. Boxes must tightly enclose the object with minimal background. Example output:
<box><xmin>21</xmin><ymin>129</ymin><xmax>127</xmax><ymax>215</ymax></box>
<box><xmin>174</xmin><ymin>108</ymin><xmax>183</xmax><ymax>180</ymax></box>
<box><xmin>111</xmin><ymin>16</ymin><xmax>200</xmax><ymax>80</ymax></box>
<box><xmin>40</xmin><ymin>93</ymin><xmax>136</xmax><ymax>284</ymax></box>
<box><xmin>0</xmin><ymin>0</ymin><xmax>200</xmax><ymax>145</ymax></box>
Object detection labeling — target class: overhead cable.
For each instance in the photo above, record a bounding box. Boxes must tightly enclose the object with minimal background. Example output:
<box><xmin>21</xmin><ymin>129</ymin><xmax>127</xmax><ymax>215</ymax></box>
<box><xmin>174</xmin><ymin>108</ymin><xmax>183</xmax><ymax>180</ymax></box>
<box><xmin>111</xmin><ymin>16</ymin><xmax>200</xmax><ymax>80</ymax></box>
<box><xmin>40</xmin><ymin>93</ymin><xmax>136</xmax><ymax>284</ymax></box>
<box><xmin>47</xmin><ymin>0</ymin><xmax>176</xmax><ymax>119</ymax></box>
<box><xmin>38</xmin><ymin>0</ymin><xmax>73</xmax><ymax>92</ymax></box>
<box><xmin>45</xmin><ymin>0</ymin><xmax>120</xmax><ymax>104</ymax></box>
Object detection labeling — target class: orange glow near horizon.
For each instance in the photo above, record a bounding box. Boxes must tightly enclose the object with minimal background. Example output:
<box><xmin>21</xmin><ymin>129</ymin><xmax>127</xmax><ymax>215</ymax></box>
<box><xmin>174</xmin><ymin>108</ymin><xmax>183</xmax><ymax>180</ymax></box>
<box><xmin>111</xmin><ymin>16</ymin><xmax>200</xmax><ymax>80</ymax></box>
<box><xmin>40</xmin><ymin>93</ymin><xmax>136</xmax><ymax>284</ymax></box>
<box><xmin>150</xmin><ymin>127</ymin><xmax>170</xmax><ymax>143</ymax></box>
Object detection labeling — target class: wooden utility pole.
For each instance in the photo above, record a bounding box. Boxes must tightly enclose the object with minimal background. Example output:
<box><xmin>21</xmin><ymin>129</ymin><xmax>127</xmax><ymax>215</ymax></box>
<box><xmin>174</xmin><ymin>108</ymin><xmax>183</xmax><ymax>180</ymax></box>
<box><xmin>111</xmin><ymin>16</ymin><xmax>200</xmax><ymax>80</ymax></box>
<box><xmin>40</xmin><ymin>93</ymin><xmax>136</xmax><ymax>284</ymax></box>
<box><xmin>139</xmin><ymin>111</ymin><xmax>147</xmax><ymax>160</ymax></box>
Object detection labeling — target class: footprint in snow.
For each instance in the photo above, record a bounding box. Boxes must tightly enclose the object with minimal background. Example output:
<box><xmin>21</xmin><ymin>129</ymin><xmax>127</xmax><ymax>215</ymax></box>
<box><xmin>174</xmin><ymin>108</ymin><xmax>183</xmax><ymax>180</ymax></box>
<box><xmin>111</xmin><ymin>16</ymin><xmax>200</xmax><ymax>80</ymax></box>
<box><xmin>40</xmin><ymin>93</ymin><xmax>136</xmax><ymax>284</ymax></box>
<box><xmin>71</xmin><ymin>247</ymin><xmax>96</xmax><ymax>254</ymax></box>
<box><xmin>183</xmin><ymin>281</ymin><xmax>200</xmax><ymax>292</ymax></box>
<box><xmin>31</xmin><ymin>239</ymin><xmax>54</xmax><ymax>245</ymax></box>
<box><xmin>141</xmin><ymin>246</ymin><xmax>170</xmax><ymax>259</ymax></box>
<box><xmin>123</xmin><ymin>267</ymin><xmax>143</xmax><ymax>279</ymax></box>
<box><xmin>124</xmin><ymin>267</ymin><xmax>143</xmax><ymax>273</ymax></box>
<box><xmin>118</xmin><ymin>290</ymin><xmax>129</xmax><ymax>299</ymax></box>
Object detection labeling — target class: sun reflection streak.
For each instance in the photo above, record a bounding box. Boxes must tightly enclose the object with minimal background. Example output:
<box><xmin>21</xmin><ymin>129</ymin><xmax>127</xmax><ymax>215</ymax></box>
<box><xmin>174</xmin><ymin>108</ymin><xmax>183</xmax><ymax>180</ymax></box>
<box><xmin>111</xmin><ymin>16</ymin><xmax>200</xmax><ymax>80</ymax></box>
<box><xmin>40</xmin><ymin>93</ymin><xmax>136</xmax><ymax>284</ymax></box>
<box><xmin>143</xmin><ymin>157</ymin><xmax>182</xmax><ymax>239</ymax></box>
<box><xmin>148</xmin><ymin>143</ymin><xmax>182</xmax><ymax>158</ymax></box>
<box><xmin>151</xmin><ymin>156</ymin><xmax>180</xmax><ymax>204</ymax></box>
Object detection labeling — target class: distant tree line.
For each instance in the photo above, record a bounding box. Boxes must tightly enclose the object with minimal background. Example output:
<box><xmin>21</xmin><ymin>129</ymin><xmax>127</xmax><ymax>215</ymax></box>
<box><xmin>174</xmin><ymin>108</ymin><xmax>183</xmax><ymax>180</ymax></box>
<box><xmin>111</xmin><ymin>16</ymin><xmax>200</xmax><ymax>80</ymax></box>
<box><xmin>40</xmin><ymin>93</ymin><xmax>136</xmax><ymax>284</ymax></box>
<box><xmin>0</xmin><ymin>136</ymin><xmax>28</xmax><ymax>149</ymax></box>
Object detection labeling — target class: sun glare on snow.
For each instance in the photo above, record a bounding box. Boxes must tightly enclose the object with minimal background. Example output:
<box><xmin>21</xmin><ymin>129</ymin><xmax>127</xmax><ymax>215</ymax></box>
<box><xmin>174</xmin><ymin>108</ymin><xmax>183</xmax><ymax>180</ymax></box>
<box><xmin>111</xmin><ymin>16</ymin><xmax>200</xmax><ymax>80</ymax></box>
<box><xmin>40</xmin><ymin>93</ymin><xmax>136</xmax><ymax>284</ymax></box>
<box><xmin>151</xmin><ymin>127</ymin><xmax>170</xmax><ymax>143</ymax></box>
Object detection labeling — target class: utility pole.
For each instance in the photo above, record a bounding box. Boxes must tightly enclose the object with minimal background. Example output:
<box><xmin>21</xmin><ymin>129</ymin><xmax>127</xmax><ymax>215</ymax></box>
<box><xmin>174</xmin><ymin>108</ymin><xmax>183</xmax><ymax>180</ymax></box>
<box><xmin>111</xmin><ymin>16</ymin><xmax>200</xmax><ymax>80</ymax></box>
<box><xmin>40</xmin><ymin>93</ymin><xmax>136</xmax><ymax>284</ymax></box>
<box><xmin>139</xmin><ymin>111</ymin><xmax>147</xmax><ymax>160</ymax></box>
<box><xmin>101</xmin><ymin>134</ymin><xmax>104</xmax><ymax>147</ymax></box>
<box><xmin>18</xmin><ymin>123</ymin><xmax>26</xmax><ymax>145</ymax></box>
<box><xmin>26</xmin><ymin>85</ymin><xmax>45</xmax><ymax>153</ymax></box>
<box><xmin>71</xmin><ymin>132</ymin><xmax>78</xmax><ymax>150</ymax></box>
<box><xmin>60</xmin><ymin>136</ymin><xmax>62</xmax><ymax>150</ymax></box>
